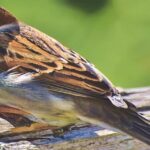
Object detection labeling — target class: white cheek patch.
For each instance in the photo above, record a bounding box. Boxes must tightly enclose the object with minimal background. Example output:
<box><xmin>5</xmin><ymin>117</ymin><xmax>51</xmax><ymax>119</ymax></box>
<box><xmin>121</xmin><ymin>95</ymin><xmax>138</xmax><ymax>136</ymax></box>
<box><xmin>0</xmin><ymin>72</ymin><xmax>33</xmax><ymax>87</ymax></box>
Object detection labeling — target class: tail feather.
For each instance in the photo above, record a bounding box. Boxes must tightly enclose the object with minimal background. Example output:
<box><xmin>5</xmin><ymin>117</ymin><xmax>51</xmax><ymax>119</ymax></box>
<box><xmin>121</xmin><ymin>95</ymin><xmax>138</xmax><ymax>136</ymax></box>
<box><xmin>118</xmin><ymin>101</ymin><xmax>150</xmax><ymax>145</ymax></box>
<box><xmin>133</xmin><ymin>122</ymin><xmax>150</xmax><ymax>139</ymax></box>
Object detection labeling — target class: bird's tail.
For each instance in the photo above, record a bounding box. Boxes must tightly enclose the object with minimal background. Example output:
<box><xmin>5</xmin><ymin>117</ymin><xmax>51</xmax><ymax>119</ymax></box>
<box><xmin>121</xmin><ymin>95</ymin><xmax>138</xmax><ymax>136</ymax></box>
<box><xmin>111</xmin><ymin>100</ymin><xmax>150</xmax><ymax>145</ymax></box>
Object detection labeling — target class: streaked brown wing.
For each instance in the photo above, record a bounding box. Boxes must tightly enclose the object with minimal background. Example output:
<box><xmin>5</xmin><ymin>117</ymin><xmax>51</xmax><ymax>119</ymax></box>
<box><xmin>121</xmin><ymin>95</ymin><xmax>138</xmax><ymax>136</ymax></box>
<box><xmin>0</xmin><ymin>8</ymin><xmax>117</xmax><ymax>98</ymax></box>
<box><xmin>0</xmin><ymin>23</ymin><xmax>116</xmax><ymax>98</ymax></box>
<box><xmin>0</xmin><ymin>105</ymin><xmax>35</xmax><ymax>127</ymax></box>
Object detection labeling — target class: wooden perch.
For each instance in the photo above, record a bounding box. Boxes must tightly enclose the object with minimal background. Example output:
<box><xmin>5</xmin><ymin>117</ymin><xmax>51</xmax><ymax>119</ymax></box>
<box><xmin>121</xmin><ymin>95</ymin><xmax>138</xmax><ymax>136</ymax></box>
<box><xmin>0</xmin><ymin>87</ymin><xmax>150</xmax><ymax>150</ymax></box>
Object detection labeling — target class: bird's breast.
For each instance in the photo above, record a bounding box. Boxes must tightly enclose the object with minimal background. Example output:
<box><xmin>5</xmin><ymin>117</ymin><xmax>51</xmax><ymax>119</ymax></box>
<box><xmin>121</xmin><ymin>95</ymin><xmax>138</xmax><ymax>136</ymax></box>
<box><xmin>0</xmin><ymin>85</ymin><xmax>79</xmax><ymax>127</ymax></box>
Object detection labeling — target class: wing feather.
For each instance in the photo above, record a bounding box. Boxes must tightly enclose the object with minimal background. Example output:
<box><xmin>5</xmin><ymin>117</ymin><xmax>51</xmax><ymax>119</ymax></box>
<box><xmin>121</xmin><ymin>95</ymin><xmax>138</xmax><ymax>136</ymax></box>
<box><xmin>0</xmin><ymin>21</ymin><xmax>117</xmax><ymax>99</ymax></box>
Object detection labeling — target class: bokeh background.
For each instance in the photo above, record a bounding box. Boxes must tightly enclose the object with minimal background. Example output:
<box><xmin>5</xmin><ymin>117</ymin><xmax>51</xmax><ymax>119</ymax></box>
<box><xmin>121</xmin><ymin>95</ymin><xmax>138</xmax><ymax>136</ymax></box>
<box><xmin>0</xmin><ymin>0</ymin><xmax>149</xmax><ymax>88</ymax></box>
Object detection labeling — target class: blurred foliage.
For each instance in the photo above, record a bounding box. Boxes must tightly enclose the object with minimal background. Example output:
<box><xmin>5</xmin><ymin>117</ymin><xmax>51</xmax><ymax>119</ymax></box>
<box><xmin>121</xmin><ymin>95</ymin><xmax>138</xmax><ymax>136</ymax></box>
<box><xmin>0</xmin><ymin>0</ymin><xmax>149</xmax><ymax>87</ymax></box>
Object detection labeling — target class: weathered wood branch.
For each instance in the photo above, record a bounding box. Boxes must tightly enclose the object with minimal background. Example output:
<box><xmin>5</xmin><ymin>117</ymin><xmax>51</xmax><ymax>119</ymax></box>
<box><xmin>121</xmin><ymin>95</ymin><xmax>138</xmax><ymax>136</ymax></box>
<box><xmin>0</xmin><ymin>87</ymin><xmax>150</xmax><ymax>150</ymax></box>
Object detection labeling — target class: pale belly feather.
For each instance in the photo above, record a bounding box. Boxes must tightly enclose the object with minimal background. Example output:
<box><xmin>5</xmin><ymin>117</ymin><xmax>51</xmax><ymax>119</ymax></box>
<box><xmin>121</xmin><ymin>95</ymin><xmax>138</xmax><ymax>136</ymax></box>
<box><xmin>0</xmin><ymin>87</ymin><xmax>79</xmax><ymax>127</ymax></box>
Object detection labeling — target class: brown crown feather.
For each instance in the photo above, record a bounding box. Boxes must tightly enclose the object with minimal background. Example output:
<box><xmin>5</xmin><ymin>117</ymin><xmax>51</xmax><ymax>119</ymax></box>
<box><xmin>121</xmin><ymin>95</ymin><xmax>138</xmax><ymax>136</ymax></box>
<box><xmin>0</xmin><ymin>7</ymin><xmax>17</xmax><ymax>26</ymax></box>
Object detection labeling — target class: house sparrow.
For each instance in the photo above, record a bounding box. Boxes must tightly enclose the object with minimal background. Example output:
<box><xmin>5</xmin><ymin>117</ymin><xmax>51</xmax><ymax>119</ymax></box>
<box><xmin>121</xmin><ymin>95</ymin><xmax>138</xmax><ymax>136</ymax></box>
<box><xmin>0</xmin><ymin>7</ymin><xmax>149</xmax><ymax>144</ymax></box>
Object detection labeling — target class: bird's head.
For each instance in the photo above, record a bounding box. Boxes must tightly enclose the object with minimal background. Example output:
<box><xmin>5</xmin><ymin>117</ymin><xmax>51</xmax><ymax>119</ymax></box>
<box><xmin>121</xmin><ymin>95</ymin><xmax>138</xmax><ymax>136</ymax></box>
<box><xmin>0</xmin><ymin>7</ymin><xmax>20</xmax><ymax>50</ymax></box>
<box><xmin>0</xmin><ymin>7</ymin><xmax>20</xmax><ymax>71</ymax></box>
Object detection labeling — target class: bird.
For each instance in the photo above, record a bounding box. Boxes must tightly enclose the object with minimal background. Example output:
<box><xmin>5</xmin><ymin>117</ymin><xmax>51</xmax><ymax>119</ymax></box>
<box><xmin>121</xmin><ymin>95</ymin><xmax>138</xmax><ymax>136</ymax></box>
<box><xmin>0</xmin><ymin>7</ymin><xmax>150</xmax><ymax>144</ymax></box>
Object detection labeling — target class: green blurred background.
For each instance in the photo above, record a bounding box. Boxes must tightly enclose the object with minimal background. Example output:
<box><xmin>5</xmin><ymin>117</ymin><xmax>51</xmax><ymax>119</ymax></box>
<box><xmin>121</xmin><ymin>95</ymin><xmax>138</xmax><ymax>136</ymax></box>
<box><xmin>0</xmin><ymin>0</ymin><xmax>149</xmax><ymax>88</ymax></box>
